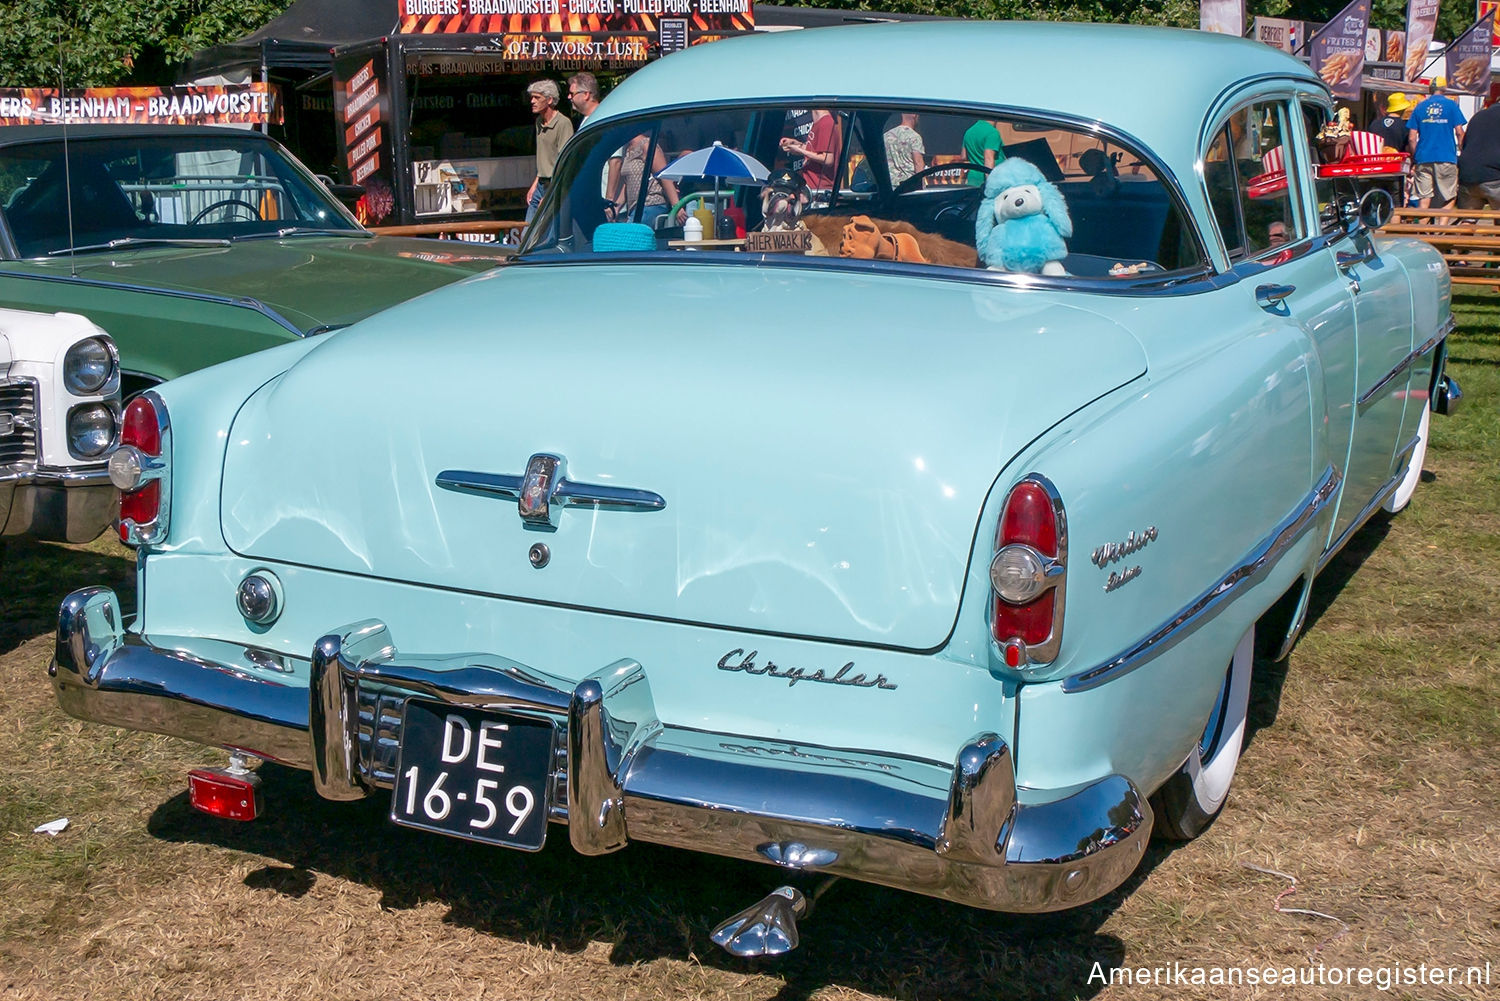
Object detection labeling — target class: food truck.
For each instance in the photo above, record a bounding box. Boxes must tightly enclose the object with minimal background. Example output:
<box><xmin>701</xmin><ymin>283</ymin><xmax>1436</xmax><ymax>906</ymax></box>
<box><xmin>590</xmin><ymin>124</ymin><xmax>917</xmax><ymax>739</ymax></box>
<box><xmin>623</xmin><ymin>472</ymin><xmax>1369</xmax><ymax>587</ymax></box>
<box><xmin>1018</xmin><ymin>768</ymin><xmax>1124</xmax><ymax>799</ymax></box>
<box><xmin>188</xmin><ymin>2</ymin><xmax>923</xmax><ymax>238</ymax></box>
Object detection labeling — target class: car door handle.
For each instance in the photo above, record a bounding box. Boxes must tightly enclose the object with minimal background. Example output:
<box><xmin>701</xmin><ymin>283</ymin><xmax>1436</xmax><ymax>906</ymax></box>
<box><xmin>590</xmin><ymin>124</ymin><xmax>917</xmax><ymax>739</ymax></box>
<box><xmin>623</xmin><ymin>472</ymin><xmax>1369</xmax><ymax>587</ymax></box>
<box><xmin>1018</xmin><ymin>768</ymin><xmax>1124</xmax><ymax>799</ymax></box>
<box><xmin>1255</xmin><ymin>283</ymin><xmax>1295</xmax><ymax>309</ymax></box>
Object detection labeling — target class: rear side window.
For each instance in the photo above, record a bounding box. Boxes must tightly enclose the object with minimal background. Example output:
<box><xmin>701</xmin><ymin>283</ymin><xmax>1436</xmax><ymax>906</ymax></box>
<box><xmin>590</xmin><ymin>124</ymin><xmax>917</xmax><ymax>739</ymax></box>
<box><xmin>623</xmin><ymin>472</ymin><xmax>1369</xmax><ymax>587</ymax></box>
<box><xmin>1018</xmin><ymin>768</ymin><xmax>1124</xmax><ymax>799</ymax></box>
<box><xmin>1204</xmin><ymin>101</ymin><xmax>1304</xmax><ymax>261</ymax></box>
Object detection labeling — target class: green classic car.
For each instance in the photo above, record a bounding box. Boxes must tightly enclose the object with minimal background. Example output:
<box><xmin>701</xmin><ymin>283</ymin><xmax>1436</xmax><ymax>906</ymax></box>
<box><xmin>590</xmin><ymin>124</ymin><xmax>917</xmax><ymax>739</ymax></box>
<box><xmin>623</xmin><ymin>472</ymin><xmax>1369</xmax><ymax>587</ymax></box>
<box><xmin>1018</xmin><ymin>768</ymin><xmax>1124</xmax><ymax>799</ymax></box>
<box><xmin>0</xmin><ymin>125</ymin><xmax>511</xmax><ymax>395</ymax></box>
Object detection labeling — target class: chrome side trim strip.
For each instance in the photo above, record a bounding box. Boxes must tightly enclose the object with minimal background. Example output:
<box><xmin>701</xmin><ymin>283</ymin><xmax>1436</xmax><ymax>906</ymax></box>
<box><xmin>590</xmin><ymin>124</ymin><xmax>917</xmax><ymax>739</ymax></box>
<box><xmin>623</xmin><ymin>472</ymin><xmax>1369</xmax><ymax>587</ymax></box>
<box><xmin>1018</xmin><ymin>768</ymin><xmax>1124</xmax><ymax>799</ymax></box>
<box><xmin>1316</xmin><ymin>453</ymin><xmax>1412</xmax><ymax>574</ymax></box>
<box><xmin>0</xmin><ymin>268</ymin><xmax>309</xmax><ymax>338</ymax></box>
<box><xmin>1356</xmin><ymin>317</ymin><xmax>1452</xmax><ymax>408</ymax></box>
<box><xmin>1064</xmin><ymin>466</ymin><xmax>1340</xmax><ymax>694</ymax></box>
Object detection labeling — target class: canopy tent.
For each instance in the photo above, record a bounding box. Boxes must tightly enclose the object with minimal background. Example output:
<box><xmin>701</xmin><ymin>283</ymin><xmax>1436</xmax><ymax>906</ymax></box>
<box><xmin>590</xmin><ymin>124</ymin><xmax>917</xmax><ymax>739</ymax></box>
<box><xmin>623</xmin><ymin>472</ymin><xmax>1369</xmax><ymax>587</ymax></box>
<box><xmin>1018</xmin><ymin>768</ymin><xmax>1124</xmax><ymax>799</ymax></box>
<box><xmin>185</xmin><ymin>1</ymin><xmax>937</xmax><ymax>80</ymax></box>
<box><xmin>187</xmin><ymin>0</ymin><xmax>397</xmax><ymax>78</ymax></box>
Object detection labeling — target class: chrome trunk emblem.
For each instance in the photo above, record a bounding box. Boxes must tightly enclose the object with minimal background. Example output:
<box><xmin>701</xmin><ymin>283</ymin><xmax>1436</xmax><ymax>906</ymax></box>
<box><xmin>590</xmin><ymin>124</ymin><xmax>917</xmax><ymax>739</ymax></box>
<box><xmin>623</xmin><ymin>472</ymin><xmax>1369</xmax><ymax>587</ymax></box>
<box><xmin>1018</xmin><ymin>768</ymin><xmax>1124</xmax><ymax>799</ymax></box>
<box><xmin>436</xmin><ymin>452</ymin><xmax>666</xmax><ymax>530</ymax></box>
<box><xmin>518</xmin><ymin>453</ymin><xmax>561</xmax><ymax>527</ymax></box>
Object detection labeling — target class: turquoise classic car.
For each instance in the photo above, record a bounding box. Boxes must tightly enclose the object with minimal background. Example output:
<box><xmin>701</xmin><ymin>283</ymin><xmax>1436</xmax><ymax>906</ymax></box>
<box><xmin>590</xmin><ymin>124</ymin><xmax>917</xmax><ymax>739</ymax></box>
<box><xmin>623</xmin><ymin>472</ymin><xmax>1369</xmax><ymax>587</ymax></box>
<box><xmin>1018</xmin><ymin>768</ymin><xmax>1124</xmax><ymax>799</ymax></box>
<box><xmin>0</xmin><ymin>125</ymin><xmax>510</xmax><ymax>395</ymax></box>
<box><xmin>50</xmin><ymin>22</ymin><xmax>1460</xmax><ymax>955</ymax></box>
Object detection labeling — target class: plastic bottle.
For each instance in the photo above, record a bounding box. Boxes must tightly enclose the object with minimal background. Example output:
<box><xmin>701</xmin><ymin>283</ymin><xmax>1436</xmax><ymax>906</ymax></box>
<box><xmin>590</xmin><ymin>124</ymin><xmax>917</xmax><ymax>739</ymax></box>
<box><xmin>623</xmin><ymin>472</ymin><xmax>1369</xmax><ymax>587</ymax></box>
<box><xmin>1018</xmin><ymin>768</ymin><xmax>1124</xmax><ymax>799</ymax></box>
<box><xmin>693</xmin><ymin>206</ymin><xmax>715</xmax><ymax>240</ymax></box>
<box><xmin>683</xmin><ymin>216</ymin><xmax>703</xmax><ymax>243</ymax></box>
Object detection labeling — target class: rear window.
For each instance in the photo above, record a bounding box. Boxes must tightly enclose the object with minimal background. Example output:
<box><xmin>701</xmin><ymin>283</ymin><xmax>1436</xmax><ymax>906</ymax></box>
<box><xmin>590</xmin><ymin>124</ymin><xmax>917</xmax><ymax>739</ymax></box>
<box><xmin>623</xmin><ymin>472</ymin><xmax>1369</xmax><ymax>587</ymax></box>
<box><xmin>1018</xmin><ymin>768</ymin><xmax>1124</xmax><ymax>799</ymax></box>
<box><xmin>520</xmin><ymin>103</ymin><xmax>1205</xmax><ymax>281</ymax></box>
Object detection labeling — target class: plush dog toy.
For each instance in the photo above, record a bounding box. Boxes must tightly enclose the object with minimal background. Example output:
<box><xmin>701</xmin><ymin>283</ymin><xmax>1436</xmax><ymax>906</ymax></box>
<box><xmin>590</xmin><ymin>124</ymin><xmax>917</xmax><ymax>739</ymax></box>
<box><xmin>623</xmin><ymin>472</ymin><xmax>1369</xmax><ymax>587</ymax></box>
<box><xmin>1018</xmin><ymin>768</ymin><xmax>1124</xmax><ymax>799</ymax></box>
<box><xmin>975</xmin><ymin>157</ymin><xmax>1072</xmax><ymax>276</ymax></box>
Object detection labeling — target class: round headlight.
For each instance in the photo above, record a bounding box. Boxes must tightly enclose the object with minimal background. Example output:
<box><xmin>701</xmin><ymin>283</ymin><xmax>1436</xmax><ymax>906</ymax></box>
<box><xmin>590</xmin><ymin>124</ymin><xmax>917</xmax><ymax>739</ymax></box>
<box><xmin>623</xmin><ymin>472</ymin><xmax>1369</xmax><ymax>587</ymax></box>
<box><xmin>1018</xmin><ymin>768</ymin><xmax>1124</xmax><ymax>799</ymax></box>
<box><xmin>990</xmin><ymin>544</ymin><xmax>1049</xmax><ymax>605</ymax></box>
<box><xmin>63</xmin><ymin>338</ymin><xmax>115</xmax><ymax>395</ymax></box>
<box><xmin>67</xmin><ymin>403</ymin><xmax>117</xmax><ymax>459</ymax></box>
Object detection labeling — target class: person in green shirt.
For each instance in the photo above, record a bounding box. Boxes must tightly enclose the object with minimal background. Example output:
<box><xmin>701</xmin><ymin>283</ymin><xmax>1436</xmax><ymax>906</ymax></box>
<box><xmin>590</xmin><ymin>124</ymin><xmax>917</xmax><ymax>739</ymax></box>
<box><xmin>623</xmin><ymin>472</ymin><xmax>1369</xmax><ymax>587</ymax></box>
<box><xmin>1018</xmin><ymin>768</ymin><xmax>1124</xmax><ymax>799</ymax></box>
<box><xmin>963</xmin><ymin>119</ymin><xmax>1004</xmax><ymax>186</ymax></box>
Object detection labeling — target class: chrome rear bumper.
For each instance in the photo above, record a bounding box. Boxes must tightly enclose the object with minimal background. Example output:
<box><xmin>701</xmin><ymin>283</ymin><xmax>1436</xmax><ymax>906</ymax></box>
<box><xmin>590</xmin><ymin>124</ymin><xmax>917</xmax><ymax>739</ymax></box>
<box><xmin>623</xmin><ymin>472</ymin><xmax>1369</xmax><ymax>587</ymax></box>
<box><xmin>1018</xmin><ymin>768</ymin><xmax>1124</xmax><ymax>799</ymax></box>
<box><xmin>51</xmin><ymin>586</ymin><xmax>1151</xmax><ymax>912</ymax></box>
<box><xmin>1</xmin><ymin>464</ymin><xmax>114</xmax><ymax>543</ymax></box>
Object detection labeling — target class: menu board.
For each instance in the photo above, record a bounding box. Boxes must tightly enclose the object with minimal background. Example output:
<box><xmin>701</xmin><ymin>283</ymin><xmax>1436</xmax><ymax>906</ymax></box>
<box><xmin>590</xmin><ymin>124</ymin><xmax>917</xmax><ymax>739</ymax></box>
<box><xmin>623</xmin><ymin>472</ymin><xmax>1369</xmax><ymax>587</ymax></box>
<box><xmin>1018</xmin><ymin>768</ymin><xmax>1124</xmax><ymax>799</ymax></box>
<box><xmin>396</xmin><ymin>0</ymin><xmax>754</xmax><ymax>34</ymax></box>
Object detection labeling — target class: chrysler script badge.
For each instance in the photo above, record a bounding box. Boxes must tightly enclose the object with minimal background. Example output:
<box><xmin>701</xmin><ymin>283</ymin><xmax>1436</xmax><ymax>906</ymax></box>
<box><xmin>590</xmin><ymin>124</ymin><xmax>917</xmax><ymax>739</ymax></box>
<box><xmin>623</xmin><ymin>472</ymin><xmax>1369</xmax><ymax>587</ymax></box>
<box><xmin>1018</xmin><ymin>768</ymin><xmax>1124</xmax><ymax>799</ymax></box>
<box><xmin>717</xmin><ymin>649</ymin><xmax>898</xmax><ymax>691</ymax></box>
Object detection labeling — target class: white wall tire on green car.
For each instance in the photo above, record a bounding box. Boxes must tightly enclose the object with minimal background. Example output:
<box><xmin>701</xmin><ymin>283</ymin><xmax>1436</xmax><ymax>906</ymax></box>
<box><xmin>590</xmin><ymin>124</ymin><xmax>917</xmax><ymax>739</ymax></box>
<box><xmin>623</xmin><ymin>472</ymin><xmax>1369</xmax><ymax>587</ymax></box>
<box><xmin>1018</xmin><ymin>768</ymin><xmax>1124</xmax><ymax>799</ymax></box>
<box><xmin>1384</xmin><ymin>405</ymin><xmax>1430</xmax><ymax>514</ymax></box>
<box><xmin>1153</xmin><ymin>626</ymin><xmax>1254</xmax><ymax>841</ymax></box>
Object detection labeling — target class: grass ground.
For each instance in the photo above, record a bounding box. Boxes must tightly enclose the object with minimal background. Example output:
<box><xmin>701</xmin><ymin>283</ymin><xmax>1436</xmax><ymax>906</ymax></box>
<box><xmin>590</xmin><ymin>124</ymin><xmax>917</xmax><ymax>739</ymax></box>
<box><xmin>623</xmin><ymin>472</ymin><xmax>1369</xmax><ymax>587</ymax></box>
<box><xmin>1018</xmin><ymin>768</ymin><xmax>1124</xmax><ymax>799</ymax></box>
<box><xmin>0</xmin><ymin>294</ymin><xmax>1496</xmax><ymax>1000</ymax></box>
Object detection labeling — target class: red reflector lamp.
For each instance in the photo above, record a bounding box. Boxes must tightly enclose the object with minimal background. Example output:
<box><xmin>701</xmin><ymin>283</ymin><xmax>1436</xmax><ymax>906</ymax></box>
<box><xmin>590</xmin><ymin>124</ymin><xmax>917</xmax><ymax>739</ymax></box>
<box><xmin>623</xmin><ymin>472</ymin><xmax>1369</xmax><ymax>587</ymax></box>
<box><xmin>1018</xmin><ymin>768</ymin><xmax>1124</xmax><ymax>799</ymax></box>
<box><xmin>188</xmin><ymin>766</ymin><xmax>263</xmax><ymax>821</ymax></box>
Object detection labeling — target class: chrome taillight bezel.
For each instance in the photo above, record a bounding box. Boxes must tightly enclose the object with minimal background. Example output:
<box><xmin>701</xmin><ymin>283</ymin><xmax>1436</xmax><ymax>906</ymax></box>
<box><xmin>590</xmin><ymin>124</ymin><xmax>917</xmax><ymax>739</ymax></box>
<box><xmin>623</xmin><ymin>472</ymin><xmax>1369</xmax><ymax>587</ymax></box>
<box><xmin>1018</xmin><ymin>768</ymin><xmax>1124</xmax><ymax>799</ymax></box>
<box><xmin>989</xmin><ymin>473</ymin><xmax>1067</xmax><ymax>669</ymax></box>
<box><xmin>116</xmin><ymin>391</ymin><xmax>171</xmax><ymax>547</ymax></box>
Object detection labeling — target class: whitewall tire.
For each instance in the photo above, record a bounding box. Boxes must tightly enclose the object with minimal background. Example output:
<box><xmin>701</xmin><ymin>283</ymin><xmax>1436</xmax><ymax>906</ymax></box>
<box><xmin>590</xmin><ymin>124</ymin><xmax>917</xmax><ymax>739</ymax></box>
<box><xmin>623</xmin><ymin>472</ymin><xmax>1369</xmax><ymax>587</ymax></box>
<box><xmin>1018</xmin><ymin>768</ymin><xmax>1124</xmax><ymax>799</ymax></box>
<box><xmin>1153</xmin><ymin>627</ymin><xmax>1254</xmax><ymax>841</ymax></box>
<box><xmin>1384</xmin><ymin>404</ymin><xmax>1430</xmax><ymax>514</ymax></box>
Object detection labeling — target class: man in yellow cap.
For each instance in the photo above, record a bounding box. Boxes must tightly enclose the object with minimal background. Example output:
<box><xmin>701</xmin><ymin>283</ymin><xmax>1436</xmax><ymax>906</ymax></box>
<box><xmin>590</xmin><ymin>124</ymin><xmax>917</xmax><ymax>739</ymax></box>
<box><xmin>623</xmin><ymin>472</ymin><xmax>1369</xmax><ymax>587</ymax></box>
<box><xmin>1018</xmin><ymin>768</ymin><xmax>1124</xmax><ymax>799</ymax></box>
<box><xmin>1371</xmin><ymin>92</ymin><xmax>1415</xmax><ymax>154</ymax></box>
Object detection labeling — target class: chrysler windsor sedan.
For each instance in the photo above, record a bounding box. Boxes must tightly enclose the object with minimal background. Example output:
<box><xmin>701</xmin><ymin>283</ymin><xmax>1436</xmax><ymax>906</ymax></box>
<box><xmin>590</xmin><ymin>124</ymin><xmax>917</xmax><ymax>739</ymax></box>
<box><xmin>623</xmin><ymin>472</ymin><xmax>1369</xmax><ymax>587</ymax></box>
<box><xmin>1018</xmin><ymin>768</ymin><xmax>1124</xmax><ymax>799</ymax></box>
<box><xmin>1</xmin><ymin>306</ymin><xmax>120</xmax><ymax>551</ymax></box>
<box><xmin>0</xmin><ymin>125</ymin><xmax>510</xmax><ymax>395</ymax></box>
<box><xmin>50</xmin><ymin>23</ymin><xmax>1460</xmax><ymax>956</ymax></box>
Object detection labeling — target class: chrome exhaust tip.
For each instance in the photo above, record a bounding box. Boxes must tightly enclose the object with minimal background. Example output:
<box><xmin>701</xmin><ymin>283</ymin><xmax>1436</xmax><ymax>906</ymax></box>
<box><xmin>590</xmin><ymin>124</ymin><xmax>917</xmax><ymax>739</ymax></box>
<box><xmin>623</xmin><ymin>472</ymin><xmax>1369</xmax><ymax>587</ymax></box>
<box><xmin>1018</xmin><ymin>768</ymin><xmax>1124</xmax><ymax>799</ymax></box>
<box><xmin>711</xmin><ymin>885</ymin><xmax>808</xmax><ymax>957</ymax></box>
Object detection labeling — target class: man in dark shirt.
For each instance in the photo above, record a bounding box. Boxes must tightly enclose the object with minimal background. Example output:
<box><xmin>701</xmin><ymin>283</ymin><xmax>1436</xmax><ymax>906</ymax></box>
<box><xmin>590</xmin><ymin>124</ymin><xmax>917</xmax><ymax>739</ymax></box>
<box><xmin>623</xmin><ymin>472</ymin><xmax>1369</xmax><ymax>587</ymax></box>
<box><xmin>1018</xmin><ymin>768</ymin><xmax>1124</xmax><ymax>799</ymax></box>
<box><xmin>1459</xmin><ymin>98</ymin><xmax>1500</xmax><ymax>210</ymax></box>
<box><xmin>1370</xmin><ymin>92</ymin><xmax>1413</xmax><ymax>153</ymax></box>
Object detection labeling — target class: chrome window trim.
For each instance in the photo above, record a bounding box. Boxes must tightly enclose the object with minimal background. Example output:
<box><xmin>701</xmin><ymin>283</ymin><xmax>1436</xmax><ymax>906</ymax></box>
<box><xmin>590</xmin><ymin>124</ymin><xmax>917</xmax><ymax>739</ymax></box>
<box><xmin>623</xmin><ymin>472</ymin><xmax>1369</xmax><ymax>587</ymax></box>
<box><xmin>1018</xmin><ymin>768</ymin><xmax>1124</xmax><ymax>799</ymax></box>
<box><xmin>1356</xmin><ymin>316</ymin><xmax>1454</xmax><ymax>408</ymax></box>
<box><xmin>1195</xmin><ymin>88</ymin><xmax>1314</xmax><ymax>268</ymax></box>
<box><xmin>524</xmin><ymin>96</ymin><xmax>1215</xmax><ymax>293</ymax></box>
<box><xmin>1063</xmin><ymin>465</ymin><xmax>1340</xmax><ymax>694</ymax></box>
<box><xmin>0</xmin><ymin>268</ymin><xmax>308</xmax><ymax>338</ymax></box>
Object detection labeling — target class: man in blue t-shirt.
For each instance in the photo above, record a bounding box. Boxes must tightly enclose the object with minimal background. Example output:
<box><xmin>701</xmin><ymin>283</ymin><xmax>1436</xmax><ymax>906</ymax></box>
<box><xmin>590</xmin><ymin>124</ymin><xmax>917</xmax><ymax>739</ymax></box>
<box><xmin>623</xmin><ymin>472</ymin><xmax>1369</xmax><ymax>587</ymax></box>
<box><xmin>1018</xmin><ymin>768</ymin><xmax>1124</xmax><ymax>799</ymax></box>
<box><xmin>1407</xmin><ymin>79</ymin><xmax>1468</xmax><ymax>209</ymax></box>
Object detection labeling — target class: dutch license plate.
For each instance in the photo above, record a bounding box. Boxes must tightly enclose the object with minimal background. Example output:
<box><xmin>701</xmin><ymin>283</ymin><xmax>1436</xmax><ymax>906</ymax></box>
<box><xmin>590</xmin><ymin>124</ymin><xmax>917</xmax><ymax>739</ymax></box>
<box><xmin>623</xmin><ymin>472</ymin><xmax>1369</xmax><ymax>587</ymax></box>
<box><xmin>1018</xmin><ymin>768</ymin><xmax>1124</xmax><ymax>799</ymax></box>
<box><xmin>390</xmin><ymin>700</ymin><xmax>554</xmax><ymax>850</ymax></box>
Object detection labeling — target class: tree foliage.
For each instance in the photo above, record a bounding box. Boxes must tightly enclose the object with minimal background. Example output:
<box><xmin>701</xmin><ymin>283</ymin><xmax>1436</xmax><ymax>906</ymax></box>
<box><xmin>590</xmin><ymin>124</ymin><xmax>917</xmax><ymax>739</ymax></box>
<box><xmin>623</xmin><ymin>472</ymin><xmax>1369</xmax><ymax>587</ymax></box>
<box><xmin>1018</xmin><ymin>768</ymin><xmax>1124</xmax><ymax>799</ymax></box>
<box><xmin>0</xmin><ymin>0</ymin><xmax>293</xmax><ymax>88</ymax></box>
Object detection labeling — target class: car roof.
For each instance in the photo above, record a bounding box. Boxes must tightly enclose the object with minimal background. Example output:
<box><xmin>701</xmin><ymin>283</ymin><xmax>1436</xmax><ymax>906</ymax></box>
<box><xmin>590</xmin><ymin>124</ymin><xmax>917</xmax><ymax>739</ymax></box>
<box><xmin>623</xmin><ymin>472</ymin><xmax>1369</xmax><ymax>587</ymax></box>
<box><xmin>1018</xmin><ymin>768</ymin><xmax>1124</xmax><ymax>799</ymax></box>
<box><xmin>0</xmin><ymin>124</ymin><xmax>274</xmax><ymax>147</ymax></box>
<box><xmin>589</xmin><ymin>20</ymin><xmax>1322</xmax><ymax>172</ymax></box>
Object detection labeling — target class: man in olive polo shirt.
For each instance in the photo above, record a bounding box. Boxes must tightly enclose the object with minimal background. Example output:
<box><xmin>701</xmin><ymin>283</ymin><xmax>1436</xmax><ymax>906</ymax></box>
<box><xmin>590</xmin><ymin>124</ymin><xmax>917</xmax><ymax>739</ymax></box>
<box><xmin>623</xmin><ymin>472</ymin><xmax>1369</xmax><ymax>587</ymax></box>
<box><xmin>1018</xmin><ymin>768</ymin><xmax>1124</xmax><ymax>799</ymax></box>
<box><xmin>525</xmin><ymin>79</ymin><xmax>574</xmax><ymax>222</ymax></box>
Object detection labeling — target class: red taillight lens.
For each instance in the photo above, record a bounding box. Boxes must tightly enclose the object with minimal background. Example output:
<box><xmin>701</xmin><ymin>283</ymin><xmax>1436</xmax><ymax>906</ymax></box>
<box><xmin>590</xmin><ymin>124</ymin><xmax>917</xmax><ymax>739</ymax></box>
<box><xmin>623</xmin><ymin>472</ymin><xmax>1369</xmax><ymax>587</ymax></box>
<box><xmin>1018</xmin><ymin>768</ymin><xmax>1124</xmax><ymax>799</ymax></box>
<box><xmin>1000</xmin><ymin>482</ymin><xmax>1057</xmax><ymax>556</ymax></box>
<box><xmin>121</xmin><ymin>396</ymin><xmax>161</xmax><ymax>454</ymax></box>
<box><xmin>188</xmin><ymin>767</ymin><xmax>263</xmax><ymax>821</ymax></box>
<box><xmin>992</xmin><ymin>476</ymin><xmax>1066</xmax><ymax>664</ymax></box>
<box><xmin>118</xmin><ymin>481</ymin><xmax>160</xmax><ymax>540</ymax></box>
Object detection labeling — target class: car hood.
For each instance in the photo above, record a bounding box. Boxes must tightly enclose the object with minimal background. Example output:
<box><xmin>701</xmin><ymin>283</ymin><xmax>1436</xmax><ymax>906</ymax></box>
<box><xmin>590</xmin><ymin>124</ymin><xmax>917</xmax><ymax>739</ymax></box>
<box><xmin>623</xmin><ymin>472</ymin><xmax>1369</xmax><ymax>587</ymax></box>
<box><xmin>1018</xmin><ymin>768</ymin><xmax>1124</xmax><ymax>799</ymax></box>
<box><xmin>220</xmin><ymin>262</ymin><xmax>1147</xmax><ymax>650</ymax></box>
<box><xmin>3</xmin><ymin>237</ymin><xmax>508</xmax><ymax>331</ymax></box>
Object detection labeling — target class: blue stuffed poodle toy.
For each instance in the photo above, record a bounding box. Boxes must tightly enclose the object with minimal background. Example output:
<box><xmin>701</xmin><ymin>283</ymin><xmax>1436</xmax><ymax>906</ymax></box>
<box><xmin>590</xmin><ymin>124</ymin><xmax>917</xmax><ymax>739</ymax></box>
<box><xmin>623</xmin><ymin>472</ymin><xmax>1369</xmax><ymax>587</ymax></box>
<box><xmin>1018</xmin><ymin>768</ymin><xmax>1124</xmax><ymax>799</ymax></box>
<box><xmin>975</xmin><ymin>158</ymin><xmax>1072</xmax><ymax>275</ymax></box>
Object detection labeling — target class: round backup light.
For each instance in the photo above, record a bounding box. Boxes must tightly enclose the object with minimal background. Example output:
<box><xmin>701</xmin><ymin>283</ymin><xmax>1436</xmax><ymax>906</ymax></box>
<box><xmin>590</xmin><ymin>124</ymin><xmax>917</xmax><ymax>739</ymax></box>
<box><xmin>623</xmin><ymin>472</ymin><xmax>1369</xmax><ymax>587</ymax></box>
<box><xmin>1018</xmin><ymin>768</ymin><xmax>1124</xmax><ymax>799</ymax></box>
<box><xmin>63</xmin><ymin>338</ymin><xmax>115</xmax><ymax>395</ymax></box>
<box><xmin>990</xmin><ymin>544</ymin><xmax>1049</xmax><ymax>604</ymax></box>
<box><xmin>67</xmin><ymin>403</ymin><xmax>117</xmax><ymax>458</ymax></box>
<box><xmin>107</xmin><ymin>445</ymin><xmax>145</xmax><ymax>490</ymax></box>
<box><xmin>236</xmin><ymin>571</ymin><xmax>284</xmax><ymax>625</ymax></box>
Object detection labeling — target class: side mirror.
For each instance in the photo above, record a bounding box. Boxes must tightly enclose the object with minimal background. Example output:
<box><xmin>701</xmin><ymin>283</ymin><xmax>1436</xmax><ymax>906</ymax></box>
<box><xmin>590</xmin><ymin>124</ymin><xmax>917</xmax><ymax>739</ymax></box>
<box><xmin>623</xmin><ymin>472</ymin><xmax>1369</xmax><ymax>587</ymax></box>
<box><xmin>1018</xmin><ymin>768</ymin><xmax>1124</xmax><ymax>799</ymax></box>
<box><xmin>1357</xmin><ymin>188</ymin><xmax>1394</xmax><ymax>231</ymax></box>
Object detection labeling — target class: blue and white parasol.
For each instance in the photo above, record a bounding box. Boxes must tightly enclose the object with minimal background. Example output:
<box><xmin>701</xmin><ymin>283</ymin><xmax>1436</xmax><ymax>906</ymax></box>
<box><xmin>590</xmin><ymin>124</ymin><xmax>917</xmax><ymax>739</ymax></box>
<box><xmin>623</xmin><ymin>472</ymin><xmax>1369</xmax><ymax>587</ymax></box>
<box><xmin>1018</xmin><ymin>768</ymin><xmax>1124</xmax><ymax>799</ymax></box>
<box><xmin>656</xmin><ymin>141</ymin><xmax>770</xmax><ymax>184</ymax></box>
<box><xmin>657</xmin><ymin>142</ymin><xmax>769</xmax><ymax>224</ymax></box>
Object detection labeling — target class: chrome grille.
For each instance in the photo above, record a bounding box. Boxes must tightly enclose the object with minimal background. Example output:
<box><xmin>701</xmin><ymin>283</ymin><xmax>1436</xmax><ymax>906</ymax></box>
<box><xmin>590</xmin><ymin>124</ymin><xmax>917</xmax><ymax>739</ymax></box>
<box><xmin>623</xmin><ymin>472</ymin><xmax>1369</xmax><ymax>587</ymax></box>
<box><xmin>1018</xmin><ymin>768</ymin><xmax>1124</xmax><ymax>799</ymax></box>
<box><xmin>356</xmin><ymin>687</ymin><xmax>570</xmax><ymax>820</ymax></box>
<box><xmin>0</xmin><ymin>378</ymin><xmax>39</xmax><ymax>467</ymax></box>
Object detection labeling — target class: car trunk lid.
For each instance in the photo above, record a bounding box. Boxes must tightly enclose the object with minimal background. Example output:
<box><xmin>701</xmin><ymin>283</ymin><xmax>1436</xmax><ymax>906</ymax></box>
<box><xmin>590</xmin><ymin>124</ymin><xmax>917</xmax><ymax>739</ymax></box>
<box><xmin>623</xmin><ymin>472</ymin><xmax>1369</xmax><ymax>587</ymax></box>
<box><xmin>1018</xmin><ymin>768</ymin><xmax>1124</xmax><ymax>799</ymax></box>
<box><xmin>219</xmin><ymin>262</ymin><xmax>1146</xmax><ymax>650</ymax></box>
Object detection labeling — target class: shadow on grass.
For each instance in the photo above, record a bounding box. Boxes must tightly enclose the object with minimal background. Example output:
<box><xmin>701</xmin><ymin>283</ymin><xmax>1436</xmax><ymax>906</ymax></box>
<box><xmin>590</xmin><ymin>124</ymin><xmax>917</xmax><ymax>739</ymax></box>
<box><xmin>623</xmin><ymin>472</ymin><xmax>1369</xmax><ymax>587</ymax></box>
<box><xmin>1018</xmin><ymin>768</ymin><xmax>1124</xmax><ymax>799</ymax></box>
<box><xmin>0</xmin><ymin>536</ymin><xmax>133</xmax><ymax>657</ymax></box>
<box><xmin>147</xmin><ymin>764</ymin><xmax>1160</xmax><ymax>1001</ymax></box>
<box><xmin>1243</xmin><ymin>513</ymin><xmax>1393</xmax><ymax>751</ymax></box>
